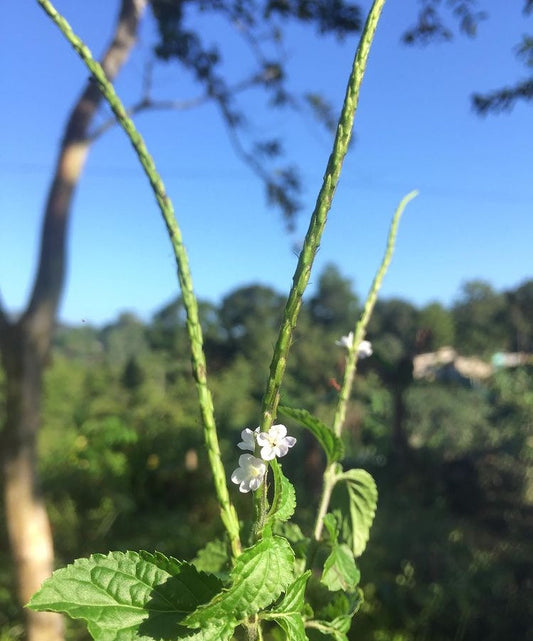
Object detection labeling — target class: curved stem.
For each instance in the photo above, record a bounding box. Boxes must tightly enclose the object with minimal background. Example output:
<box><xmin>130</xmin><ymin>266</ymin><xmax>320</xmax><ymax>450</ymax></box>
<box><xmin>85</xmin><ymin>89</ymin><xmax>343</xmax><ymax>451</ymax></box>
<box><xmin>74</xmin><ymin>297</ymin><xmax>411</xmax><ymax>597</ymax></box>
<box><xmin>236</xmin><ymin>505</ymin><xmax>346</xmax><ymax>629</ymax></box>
<box><xmin>332</xmin><ymin>190</ymin><xmax>418</xmax><ymax>437</ymax></box>
<box><xmin>313</xmin><ymin>190</ymin><xmax>418</xmax><ymax>542</ymax></box>
<box><xmin>36</xmin><ymin>0</ymin><xmax>241</xmax><ymax>558</ymax></box>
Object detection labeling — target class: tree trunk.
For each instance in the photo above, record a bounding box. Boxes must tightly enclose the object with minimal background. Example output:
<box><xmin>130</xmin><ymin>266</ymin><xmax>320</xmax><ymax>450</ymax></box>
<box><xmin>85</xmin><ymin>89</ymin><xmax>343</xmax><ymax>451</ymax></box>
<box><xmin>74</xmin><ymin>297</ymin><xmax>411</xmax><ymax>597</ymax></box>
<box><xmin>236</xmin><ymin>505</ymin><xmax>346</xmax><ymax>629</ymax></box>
<box><xmin>1</xmin><ymin>321</ymin><xmax>59</xmax><ymax>641</ymax></box>
<box><xmin>0</xmin><ymin>2</ymin><xmax>147</xmax><ymax>640</ymax></box>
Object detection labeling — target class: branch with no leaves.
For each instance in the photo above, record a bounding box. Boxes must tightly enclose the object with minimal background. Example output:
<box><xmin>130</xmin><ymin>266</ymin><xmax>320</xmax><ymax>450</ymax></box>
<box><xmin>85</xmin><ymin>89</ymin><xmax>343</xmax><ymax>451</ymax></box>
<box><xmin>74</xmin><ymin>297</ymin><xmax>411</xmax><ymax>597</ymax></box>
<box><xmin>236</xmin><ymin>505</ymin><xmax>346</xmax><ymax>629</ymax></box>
<box><xmin>87</xmin><ymin>64</ymin><xmax>276</xmax><ymax>141</ymax></box>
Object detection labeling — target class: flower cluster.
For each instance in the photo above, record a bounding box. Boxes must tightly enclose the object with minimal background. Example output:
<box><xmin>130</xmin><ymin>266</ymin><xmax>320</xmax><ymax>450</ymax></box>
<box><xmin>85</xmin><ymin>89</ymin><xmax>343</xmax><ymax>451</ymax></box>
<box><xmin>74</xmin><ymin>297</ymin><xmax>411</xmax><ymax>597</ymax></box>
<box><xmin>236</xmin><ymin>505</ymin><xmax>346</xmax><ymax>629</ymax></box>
<box><xmin>231</xmin><ymin>424</ymin><xmax>296</xmax><ymax>493</ymax></box>
<box><xmin>335</xmin><ymin>331</ymin><xmax>373</xmax><ymax>359</ymax></box>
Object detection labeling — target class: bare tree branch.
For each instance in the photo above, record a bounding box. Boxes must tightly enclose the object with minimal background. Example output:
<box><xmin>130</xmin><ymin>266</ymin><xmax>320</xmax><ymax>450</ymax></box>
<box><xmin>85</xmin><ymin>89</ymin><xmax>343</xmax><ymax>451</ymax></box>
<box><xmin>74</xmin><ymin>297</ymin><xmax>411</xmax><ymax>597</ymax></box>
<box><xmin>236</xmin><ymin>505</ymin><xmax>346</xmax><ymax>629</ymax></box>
<box><xmin>215</xmin><ymin>92</ymin><xmax>301</xmax><ymax>230</ymax></box>
<box><xmin>87</xmin><ymin>67</ymin><xmax>275</xmax><ymax>141</ymax></box>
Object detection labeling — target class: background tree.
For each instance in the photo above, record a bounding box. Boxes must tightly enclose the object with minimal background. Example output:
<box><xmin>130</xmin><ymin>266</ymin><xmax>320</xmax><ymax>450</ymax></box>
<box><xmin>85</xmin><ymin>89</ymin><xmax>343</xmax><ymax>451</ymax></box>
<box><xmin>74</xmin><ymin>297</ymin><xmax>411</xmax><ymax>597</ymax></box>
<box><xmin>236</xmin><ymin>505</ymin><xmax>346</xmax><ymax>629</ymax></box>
<box><xmin>506</xmin><ymin>279</ymin><xmax>533</xmax><ymax>352</ymax></box>
<box><xmin>452</xmin><ymin>280</ymin><xmax>508</xmax><ymax>355</ymax></box>
<box><xmin>418</xmin><ymin>301</ymin><xmax>456</xmax><ymax>351</ymax></box>
<box><xmin>309</xmin><ymin>263</ymin><xmax>360</xmax><ymax>333</ymax></box>
<box><xmin>0</xmin><ymin>3</ymin><xmax>147</xmax><ymax>640</ymax></box>
<box><xmin>404</xmin><ymin>0</ymin><xmax>533</xmax><ymax>114</ymax></box>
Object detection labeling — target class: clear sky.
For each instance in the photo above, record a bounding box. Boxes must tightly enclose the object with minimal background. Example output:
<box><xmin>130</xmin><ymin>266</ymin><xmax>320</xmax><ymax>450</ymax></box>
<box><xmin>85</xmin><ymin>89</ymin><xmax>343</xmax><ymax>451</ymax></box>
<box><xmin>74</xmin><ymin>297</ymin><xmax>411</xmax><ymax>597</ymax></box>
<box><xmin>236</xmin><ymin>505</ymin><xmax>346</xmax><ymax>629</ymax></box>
<box><xmin>1</xmin><ymin>1</ymin><xmax>531</xmax><ymax>326</ymax></box>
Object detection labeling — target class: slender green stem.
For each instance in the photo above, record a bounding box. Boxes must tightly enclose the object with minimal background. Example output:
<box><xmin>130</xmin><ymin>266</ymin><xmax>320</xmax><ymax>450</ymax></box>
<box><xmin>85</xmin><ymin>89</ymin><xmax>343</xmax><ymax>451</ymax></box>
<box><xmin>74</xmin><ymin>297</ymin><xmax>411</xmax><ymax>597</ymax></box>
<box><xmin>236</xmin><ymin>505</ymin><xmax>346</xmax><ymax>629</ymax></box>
<box><xmin>313</xmin><ymin>190</ymin><xmax>418</xmax><ymax>542</ymax></box>
<box><xmin>312</xmin><ymin>465</ymin><xmax>339</xmax><ymax>540</ymax></box>
<box><xmin>332</xmin><ymin>190</ymin><xmax>419</xmax><ymax>437</ymax></box>
<box><xmin>259</xmin><ymin>0</ymin><xmax>387</xmax><ymax>433</ymax></box>
<box><xmin>35</xmin><ymin>0</ymin><xmax>241</xmax><ymax>558</ymax></box>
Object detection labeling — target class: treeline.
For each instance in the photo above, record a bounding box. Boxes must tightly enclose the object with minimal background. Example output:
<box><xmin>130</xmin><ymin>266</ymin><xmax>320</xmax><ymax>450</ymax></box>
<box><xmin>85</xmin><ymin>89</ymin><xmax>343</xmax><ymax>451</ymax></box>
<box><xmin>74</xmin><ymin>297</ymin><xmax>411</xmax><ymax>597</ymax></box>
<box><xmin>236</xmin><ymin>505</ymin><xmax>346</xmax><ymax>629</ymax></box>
<box><xmin>0</xmin><ymin>265</ymin><xmax>532</xmax><ymax>641</ymax></box>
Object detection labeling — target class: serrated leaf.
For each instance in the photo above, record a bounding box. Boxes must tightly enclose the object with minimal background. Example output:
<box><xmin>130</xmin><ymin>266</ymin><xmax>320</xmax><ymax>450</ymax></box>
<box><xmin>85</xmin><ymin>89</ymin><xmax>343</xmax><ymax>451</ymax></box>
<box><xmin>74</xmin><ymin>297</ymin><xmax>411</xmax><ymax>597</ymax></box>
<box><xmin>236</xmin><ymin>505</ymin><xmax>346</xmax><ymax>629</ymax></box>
<box><xmin>339</xmin><ymin>469</ymin><xmax>378</xmax><ymax>557</ymax></box>
<box><xmin>269</xmin><ymin>614</ymin><xmax>308</xmax><ymax>641</ymax></box>
<box><xmin>269</xmin><ymin>571</ymin><xmax>311</xmax><ymax>614</ymax></box>
<box><xmin>311</xmin><ymin>589</ymin><xmax>363</xmax><ymax>641</ymax></box>
<box><xmin>320</xmin><ymin>544</ymin><xmax>360</xmax><ymax>593</ymax></box>
<box><xmin>192</xmin><ymin>539</ymin><xmax>229</xmax><ymax>577</ymax></box>
<box><xmin>263</xmin><ymin>573</ymin><xmax>311</xmax><ymax>641</ymax></box>
<box><xmin>278</xmin><ymin>406</ymin><xmax>344</xmax><ymax>464</ymax></box>
<box><xmin>266</xmin><ymin>459</ymin><xmax>296</xmax><ymax>526</ymax></box>
<box><xmin>309</xmin><ymin>619</ymin><xmax>348</xmax><ymax>641</ymax></box>
<box><xmin>183</xmin><ymin>536</ymin><xmax>295</xmax><ymax>628</ymax></box>
<box><xmin>28</xmin><ymin>551</ymin><xmax>225</xmax><ymax>641</ymax></box>
<box><xmin>180</xmin><ymin>621</ymin><xmax>235</xmax><ymax>641</ymax></box>
<box><xmin>318</xmin><ymin>589</ymin><xmax>363</xmax><ymax>623</ymax></box>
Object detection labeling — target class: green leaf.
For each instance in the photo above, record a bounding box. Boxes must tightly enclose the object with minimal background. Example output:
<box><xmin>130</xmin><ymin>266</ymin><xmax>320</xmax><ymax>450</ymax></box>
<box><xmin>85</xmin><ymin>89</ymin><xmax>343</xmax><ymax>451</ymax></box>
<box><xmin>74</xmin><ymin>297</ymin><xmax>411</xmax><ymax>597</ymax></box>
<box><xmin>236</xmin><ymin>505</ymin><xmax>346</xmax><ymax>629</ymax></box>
<box><xmin>192</xmin><ymin>539</ymin><xmax>229</xmax><ymax>577</ymax></box>
<box><xmin>311</xmin><ymin>589</ymin><xmax>363</xmax><ymax>641</ymax></box>
<box><xmin>183</xmin><ymin>536</ymin><xmax>295</xmax><ymax>628</ymax></box>
<box><xmin>263</xmin><ymin>572</ymin><xmax>311</xmax><ymax>641</ymax></box>
<box><xmin>28</xmin><ymin>551</ymin><xmax>225</xmax><ymax>641</ymax></box>
<box><xmin>266</xmin><ymin>459</ymin><xmax>296</xmax><ymax>526</ymax></box>
<box><xmin>278</xmin><ymin>406</ymin><xmax>344</xmax><ymax>464</ymax></box>
<box><xmin>308</xmin><ymin>618</ymin><xmax>348</xmax><ymax>641</ymax></box>
<box><xmin>339</xmin><ymin>469</ymin><xmax>378</xmax><ymax>557</ymax></box>
<box><xmin>269</xmin><ymin>614</ymin><xmax>308</xmax><ymax>641</ymax></box>
<box><xmin>269</xmin><ymin>571</ymin><xmax>311</xmax><ymax>614</ymax></box>
<box><xmin>318</xmin><ymin>590</ymin><xmax>363</xmax><ymax>623</ymax></box>
<box><xmin>321</xmin><ymin>544</ymin><xmax>360</xmax><ymax>593</ymax></box>
<box><xmin>180</xmin><ymin>622</ymin><xmax>235</xmax><ymax>641</ymax></box>
<box><xmin>322</xmin><ymin>513</ymin><xmax>339</xmax><ymax>544</ymax></box>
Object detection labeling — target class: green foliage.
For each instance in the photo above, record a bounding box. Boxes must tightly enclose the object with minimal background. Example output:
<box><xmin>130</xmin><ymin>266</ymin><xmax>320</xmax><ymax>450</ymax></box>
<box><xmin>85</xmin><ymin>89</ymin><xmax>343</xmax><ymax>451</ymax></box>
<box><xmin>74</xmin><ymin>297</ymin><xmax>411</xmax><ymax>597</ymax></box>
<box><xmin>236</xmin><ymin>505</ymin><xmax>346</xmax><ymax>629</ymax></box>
<box><xmin>336</xmin><ymin>469</ymin><xmax>378</xmax><ymax>558</ymax></box>
<box><xmin>8</xmin><ymin>271</ymin><xmax>529</xmax><ymax>641</ymax></box>
<box><xmin>309</xmin><ymin>265</ymin><xmax>360</xmax><ymax>333</ymax></box>
<box><xmin>278</xmin><ymin>406</ymin><xmax>344</xmax><ymax>464</ymax></box>
<box><xmin>321</xmin><ymin>544</ymin><xmax>360</xmax><ymax>593</ymax></box>
<box><xmin>192</xmin><ymin>540</ymin><xmax>230</xmax><ymax>576</ymax></box>
<box><xmin>418</xmin><ymin>302</ymin><xmax>455</xmax><ymax>351</ymax></box>
<box><xmin>266</xmin><ymin>460</ymin><xmax>297</xmax><ymax>526</ymax></box>
<box><xmin>11</xmin><ymin>6</ymin><xmax>533</xmax><ymax>641</ymax></box>
<box><xmin>9</xmin><ymin>271</ymin><xmax>529</xmax><ymax>641</ymax></box>
<box><xmin>453</xmin><ymin>280</ymin><xmax>509</xmax><ymax>356</ymax></box>
<box><xmin>262</xmin><ymin>571</ymin><xmax>311</xmax><ymax>641</ymax></box>
<box><xmin>28</xmin><ymin>551</ymin><xmax>224</xmax><ymax>641</ymax></box>
<box><xmin>183</xmin><ymin>536</ymin><xmax>295</xmax><ymax>627</ymax></box>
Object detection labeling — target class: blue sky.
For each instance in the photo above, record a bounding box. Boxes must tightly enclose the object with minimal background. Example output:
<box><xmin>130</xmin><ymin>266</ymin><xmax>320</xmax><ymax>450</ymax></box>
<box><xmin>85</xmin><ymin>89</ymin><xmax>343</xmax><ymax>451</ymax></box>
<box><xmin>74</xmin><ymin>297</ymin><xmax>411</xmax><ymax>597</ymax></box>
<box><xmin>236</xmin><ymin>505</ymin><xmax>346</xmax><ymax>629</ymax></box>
<box><xmin>1</xmin><ymin>1</ymin><xmax>531</xmax><ymax>326</ymax></box>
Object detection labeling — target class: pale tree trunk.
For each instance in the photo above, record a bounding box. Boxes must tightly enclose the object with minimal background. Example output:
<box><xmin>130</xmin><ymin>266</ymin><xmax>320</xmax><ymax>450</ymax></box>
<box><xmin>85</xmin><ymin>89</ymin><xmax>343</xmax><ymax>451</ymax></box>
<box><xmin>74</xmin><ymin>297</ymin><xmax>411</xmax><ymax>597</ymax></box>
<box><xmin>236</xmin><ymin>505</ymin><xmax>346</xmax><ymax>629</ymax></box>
<box><xmin>0</xmin><ymin>2</ymin><xmax>147</xmax><ymax>640</ymax></box>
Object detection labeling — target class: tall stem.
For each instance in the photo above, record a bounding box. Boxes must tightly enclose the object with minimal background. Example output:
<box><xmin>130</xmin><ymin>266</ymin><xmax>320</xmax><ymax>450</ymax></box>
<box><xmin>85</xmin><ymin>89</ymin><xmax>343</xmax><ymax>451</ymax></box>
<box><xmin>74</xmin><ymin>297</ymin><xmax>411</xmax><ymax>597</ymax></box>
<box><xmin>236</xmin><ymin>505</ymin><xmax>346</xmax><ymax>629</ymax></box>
<box><xmin>332</xmin><ymin>190</ymin><xmax>418</xmax><ymax>437</ymax></box>
<box><xmin>36</xmin><ymin>0</ymin><xmax>241</xmax><ymax>558</ymax></box>
<box><xmin>313</xmin><ymin>190</ymin><xmax>418</xmax><ymax>541</ymax></box>
<box><xmin>259</xmin><ymin>0</ymin><xmax>388</xmax><ymax>433</ymax></box>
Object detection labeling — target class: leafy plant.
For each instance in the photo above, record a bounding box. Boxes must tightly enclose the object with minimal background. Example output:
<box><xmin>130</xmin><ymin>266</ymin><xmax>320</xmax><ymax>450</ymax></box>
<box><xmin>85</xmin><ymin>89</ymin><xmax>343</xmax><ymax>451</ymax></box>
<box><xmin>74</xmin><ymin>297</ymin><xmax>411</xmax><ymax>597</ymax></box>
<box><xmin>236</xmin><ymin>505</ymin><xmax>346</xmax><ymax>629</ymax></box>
<box><xmin>28</xmin><ymin>0</ymin><xmax>417</xmax><ymax>639</ymax></box>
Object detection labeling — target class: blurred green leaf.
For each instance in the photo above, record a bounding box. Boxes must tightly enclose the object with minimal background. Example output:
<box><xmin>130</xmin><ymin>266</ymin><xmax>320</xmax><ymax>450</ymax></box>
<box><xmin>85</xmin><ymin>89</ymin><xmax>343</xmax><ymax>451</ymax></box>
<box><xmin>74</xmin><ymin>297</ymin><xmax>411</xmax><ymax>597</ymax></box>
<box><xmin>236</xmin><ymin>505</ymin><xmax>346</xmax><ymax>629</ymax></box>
<box><xmin>321</xmin><ymin>544</ymin><xmax>360</xmax><ymax>592</ymax></box>
<box><xmin>338</xmin><ymin>469</ymin><xmax>378</xmax><ymax>557</ymax></box>
<box><xmin>278</xmin><ymin>406</ymin><xmax>344</xmax><ymax>463</ymax></box>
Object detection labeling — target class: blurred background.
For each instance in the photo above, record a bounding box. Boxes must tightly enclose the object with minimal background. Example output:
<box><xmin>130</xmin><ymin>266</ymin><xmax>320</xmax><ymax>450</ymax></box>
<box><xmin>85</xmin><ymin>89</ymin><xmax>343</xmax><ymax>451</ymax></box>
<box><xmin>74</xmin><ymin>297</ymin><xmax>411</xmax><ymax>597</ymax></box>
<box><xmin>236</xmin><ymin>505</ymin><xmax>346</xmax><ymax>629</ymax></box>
<box><xmin>1</xmin><ymin>1</ymin><xmax>532</xmax><ymax>640</ymax></box>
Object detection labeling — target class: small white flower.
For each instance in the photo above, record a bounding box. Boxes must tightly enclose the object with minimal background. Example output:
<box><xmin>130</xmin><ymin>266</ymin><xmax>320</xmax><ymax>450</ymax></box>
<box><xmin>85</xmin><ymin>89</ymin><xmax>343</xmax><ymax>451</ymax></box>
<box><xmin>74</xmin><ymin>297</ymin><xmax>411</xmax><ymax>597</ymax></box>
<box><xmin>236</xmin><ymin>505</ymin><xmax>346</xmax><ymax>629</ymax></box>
<box><xmin>256</xmin><ymin>424</ymin><xmax>296</xmax><ymax>461</ymax></box>
<box><xmin>237</xmin><ymin>427</ymin><xmax>259</xmax><ymax>451</ymax></box>
<box><xmin>358</xmin><ymin>340</ymin><xmax>373</xmax><ymax>359</ymax></box>
<box><xmin>335</xmin><ymin>332</ymin><xmax>373</xmax><ymax>359</ymax></box>
<box><xmin>231</xmin><ymin>454</ymin><xmax>267</xmax><ymax>493</ymax></box>
<box><xmin>335</xmin><ymin>331</ymin><xmax>354</xmax><ymax>349</ymax></box>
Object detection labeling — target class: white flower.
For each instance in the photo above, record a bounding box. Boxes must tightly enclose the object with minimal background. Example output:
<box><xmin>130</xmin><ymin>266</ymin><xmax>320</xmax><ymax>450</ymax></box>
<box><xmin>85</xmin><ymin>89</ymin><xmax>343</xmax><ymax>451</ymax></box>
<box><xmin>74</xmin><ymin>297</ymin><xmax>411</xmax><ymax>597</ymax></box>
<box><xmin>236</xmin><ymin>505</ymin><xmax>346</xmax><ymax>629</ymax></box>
<box><xmin>358</xmin><ymin>340</ymin><xmax>373</xmax><ymax>359</ymax></box>
<box><xmin>237</xmin><ymin>427</ymin><xmax>259</xmax><ymax>451</ymax></box>
<box><xmin>231</xmin><ymin>454</ymin><xmax>267</xmax><ymax>493</ymax></box>
<box><xmin>256</xmin><ymin>424</ymin><xmax>296</xmax><ymax>461</ymax></box>
<box><xmin>335</xmin><ymin>332</ymin><xmax>373</xmax><ymax>359</ymax></box>
<box><xmin>335</xmin><ymin>331</ymin><xmax>354</xmax><ymax>349</ymax></box>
